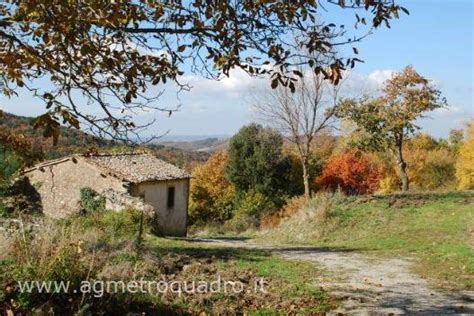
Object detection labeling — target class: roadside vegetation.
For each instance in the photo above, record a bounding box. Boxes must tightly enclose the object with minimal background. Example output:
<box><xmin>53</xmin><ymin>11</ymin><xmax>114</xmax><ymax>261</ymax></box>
<box><xmin>258</xmin><ymin>191</ymin><xmax>474</xmax><ymax>290</ymax></box>
<box><xmin>0</xmin><ymin>208</ymin><xmax>336</xmax><ymax>314</ymax></box>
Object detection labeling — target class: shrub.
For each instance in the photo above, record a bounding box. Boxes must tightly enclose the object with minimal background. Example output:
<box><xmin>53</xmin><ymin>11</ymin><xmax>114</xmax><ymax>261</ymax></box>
<box><xmin>4</xmin><ymin>220</ymin><xmax>92</xmax><ymax>312</ymax></box>
<box><xmin>226</xmin><ymin>190</ymin><xmax>275</xmax><ymax>232</ymax></box>
<box><xmin>75</xmin><ymin>208</ymin><xmax>143</xmax><ymax>242</ymax></box>
<box><xmin>0</xmin><ymin>149</ymin><xmax>22</xmax><ymax>183</ymax></box>
<box><xmin>408</xmin><ymin>148</ymin><xmax>456</xmax><ymax>190</ymax></box>
<box><xmin>315</xmin><ymin>150</ymin><xmax>382</xmax><ymax>195</ymax></box>
<box><xmin>378</xmin><ymin>165</ymin><xmax>400</xmax><ymax>194</ymax></box>
<box><xmin>234</xmin><ymin>190</ymin><xmax>272</xmax><ymax>218</ymax></box>
<box><xmin>80</xmin><ymin>187</ymin><xmax>106</xmax><ymax>213</ymax></box>
<box><xmin>1</xmin><ymin>210</ymin><xmax>146</xmax><ymax>314</ymax></box>
<box><xmin>456</xmin><ymin>122</ymin><xmax>474</xmax><ymax>189</ymax></box>
<box><xmin>260</xmin><ymin>196</ymin><xmax>306</xmax><ymax>229</ymax></box>
<box><xmin>403</xmin><ymin>133</ymin><xmax>457</xmax><ymax>191</ymax></box>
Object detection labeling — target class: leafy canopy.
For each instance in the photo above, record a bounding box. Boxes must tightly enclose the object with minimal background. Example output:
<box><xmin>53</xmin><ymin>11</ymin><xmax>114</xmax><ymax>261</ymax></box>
<box><xmin>456</xmin><ymin>122</ymin><xmax>474</xmax><ymax>190</ymax></box>
<box><xmin>189</xmin><ymin>151</ymin><xmax>235</xmax><ymax>223</ymax></box>
<box><xmin>315</xmin><ymin>150</ymin><xmax>382</xmax><ymax>195</ymax></box>
<box><xmin>336</xmin><ymin>66</ymin><xmax>446</xmax><ymax>151</ymax></box>
<box><xmin>226</xmin><ymin>124</ymin><xmax>290</xmax><ymax>202</ymax></box>
<box><xmin>404</xmin><ymin>134</ymin><xmax>457</xmax><ymax>191</ymax></box>
<box><xmin>0</xmin><ymin>0</ymin><xmax>407</xmax><ymax>142</ymax></box>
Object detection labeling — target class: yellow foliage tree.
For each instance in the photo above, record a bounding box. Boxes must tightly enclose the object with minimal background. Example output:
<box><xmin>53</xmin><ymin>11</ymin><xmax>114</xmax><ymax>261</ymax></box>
<box><xmin>405</xmin><ymin>134</ymin><xmax>457</xmax><ymax>191</ymax></box>
<box><xmin>378</xmin><ymin>166</ymin><xmax>400</xmax><ymax>194</ymax></box>
<box><xmin>456</xmin><ymin>122</ymin><xmax>474</xmax><ymax>189</ymax></box>
<box><xmin>189</xmin><ymin>151</ymin><xmax>235</xmax><ymax>224</ymax></box>
<box><xmin>379</xmin><ymin>133</ymin><xmax>457</xmax><ymax>193</ymax></box>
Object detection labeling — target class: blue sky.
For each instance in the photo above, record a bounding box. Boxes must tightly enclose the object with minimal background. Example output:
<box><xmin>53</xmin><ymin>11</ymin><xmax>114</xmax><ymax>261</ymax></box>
<box><xmin>1</xmin><ymin>0</ymin><xmax>473</xmax><ymax>138</ymax></box>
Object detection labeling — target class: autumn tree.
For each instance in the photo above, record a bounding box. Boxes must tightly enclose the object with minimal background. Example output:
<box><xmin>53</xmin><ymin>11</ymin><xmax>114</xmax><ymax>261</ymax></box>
<box><xmin>336</xmin><ymin>66</ymin><xmax>446</xmax><ymax>191</ymax></box>
<box><xmin>251</xmin><ymin>63</ymin><xmax>341</xmax><ymax>200</ymax></box>
<box><xmin>283</xmin><ymin>145</ymin><xmax>324</xmax><ymax>196</ymax></box>
<box><xmin>405</xmin><ymin>133</ymin><xmax>456</xmax><ymax>191</ymax></box>
<box><xmin>0</xmin><ymin>1</ymin><xmax>407</xmax><ymax>143</ymax></box>
<box><xmin>0</xmin><ymin>111</ymin><xmax>43</xmax><ymax>169</ymax></box>
<box><xmin>226</xmin><ymin>124</ymin><xmax>290</xmax><ymax>203</ymax></box>
<box><xmin>189</xmin><ymin>151</ymin><xmax>235</xmax><ymax>223</ymax></box>
<box><xmin>449</xmin><ymin>128</ymin><xmax>464</xmax><ymax>151</ymax></box>
<box><xmin>456</xmin><ymin>121</ymin><xmax>474</xmax><ymax>190</ymax></box>
<box><xmin>378</xmin><ymin>133</ymin><xmax>458</xmax><ymax>193</ymax></box>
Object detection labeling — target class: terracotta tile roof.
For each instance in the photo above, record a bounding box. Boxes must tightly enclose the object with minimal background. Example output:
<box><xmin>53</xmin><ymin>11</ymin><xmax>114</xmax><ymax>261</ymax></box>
<box><xmin>85</xmin><ymin>153</ymin><xmax>190</xmax><ymax>183</ymax></box>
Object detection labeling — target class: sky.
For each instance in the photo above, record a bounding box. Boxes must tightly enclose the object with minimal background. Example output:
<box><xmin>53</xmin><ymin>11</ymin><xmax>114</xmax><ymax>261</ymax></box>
<box><xmin>1</xmin><ymin>0</ymin><xmax>473</xmax><ymax>139</ymax></box>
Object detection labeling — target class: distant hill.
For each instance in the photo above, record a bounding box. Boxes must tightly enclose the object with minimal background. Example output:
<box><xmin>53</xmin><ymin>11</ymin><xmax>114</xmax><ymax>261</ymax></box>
<box><xmin>157</xmin><ymin>134</ymin><xmax>230</xmax><ymax>142</ymax></box>
<box><xmin>157</xmin><ymin>137</ymin><xmax>229</xmax><ymax>153</ymax></box>
<box><xmin>0</xmin><ymin>111</ymin><xmax>111</xmax><ymax>159</ymax></box>
<box><xmin>0</xmin><ymin>112</ymin><xmax>210</xmax><ymax>171</ymax></box>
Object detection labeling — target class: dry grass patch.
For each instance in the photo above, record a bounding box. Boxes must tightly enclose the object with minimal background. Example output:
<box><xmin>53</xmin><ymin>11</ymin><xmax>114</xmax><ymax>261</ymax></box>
<box><xmin>1</xmin><ymin>210</ymin><xmax>336</xmax><ymax>314</ymax></box>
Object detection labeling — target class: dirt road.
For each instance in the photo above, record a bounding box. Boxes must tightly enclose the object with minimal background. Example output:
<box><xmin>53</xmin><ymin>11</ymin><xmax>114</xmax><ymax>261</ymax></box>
<box><xmin>193</xmin><ymin>238</ymin><xmax>474</xmax><ymax>315</ymax></box>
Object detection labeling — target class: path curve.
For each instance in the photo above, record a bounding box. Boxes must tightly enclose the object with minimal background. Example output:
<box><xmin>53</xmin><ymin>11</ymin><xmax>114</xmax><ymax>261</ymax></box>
<box><xmin>190</xmin><ymin>238</ymin><xmax>474</xmax><ymax>315</ymax></box>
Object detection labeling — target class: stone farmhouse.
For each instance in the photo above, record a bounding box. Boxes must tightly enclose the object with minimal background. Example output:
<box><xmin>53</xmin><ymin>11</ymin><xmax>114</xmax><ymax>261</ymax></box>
<box><xmin>21</xmin><ymin>153</ymin><xmax>190</xmax><ymax>236</ymax></box>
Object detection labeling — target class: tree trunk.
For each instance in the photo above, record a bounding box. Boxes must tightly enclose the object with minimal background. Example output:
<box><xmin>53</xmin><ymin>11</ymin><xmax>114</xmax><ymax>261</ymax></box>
<box><xmin>398</xmin><ymin>160</ymin><xmax>409</xmax><ymax>192</ymax></box>
<box><xmin>396</xmin><ymin>140</ymin><xmax>409</xmax><ymax>192</ymax></box>
<box><xmin>302</xmin><ymin>156</ymin><xmax>311</xmax><ymax>200</ymax></box>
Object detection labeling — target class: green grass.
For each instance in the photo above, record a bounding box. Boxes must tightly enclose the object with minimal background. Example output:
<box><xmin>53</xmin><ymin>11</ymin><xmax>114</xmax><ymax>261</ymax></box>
<box><xmin>259</xmin><ymin>191</ymin><xmax>474</xmax><ymax>290</ymax></box>
<box><xmin>2</xmin><ymin>210</ymin><xmax>336</xmax><ymax>314</ymax></box>
<box><xmin>234</xmin><ymin>255</ymin><xmax>331</xmax><ymax>310</ymax></box>
<box><xmin>146</xmin><ymin>236</ymin><xmax>336</xmax><ymax>313</ymax></box>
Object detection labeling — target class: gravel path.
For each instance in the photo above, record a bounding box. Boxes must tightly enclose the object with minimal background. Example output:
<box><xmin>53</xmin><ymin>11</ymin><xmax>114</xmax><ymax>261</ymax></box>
<box><xmin>191</xmin><ymin>238</ymin><xmax>474</xmax><ymax>315</ymax></box>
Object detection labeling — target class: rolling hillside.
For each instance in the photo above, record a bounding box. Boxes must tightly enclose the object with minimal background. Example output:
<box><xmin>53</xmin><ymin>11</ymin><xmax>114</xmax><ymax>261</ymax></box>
<box><xmin>157</xmin><ymin>137</ymin><xmax>229</xmax><ymax>153</ymax></box>
<box><xmin>0</xmin><ymin>112</ymin><xmax>209</xmax><ymax>172</ymax></box>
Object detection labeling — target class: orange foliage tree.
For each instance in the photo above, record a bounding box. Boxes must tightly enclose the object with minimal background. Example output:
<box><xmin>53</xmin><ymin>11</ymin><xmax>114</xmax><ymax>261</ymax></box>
<box><xmin>189</xmin><ymin>151</ymin><xmax>235</xmax><ymax>224</ymax></box>
<box><xmin>315</xmin><ymin>150</ymin><xmax>382</xmax><ymax>195</ymax></box>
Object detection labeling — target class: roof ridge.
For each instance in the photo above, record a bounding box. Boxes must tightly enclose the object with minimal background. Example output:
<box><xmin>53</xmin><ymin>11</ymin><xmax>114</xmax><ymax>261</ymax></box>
<box><xmin>21</xmin><ymin>155</ymin><xmax>81</xmax><ymax>174</ymax></box>
<box><xmin>83</xmin><ymin>151</ymin><xmax>149</xmax><ymax>157</ymax></box>
<box><xmin>21</xmin><ymin>152</ymin><xmax>148</xmax><ymax>173</ymax></box>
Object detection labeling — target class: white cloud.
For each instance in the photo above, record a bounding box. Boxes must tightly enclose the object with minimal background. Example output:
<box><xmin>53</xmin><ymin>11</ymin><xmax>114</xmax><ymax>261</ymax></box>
<box><xmin>332</xmin><ymin>69</ymin><xmax>394</xmax><ymax>98</ymax></box>
<box><xmin>367</xmin><ymin>70</ymin><xmax>394</xmax><ymax>86</ymax></box>
<box><xmin>181</xmin><ymin>68</ymin><xmax>264</xmax><ymax>96</ymax></box>
<box><xmin>433</xmin><ymin>104</ymin><xmax>465</xmax><ymax>115</ymax></box>
<box><xmin>177</xmin><ymin>68</ymin><xmax>396</xmax><ymax>102</ymax></box>
<box><xmin>4</xmin><ymin>66</ymin><xmax>467</xmax><ymax>138</ymax></box>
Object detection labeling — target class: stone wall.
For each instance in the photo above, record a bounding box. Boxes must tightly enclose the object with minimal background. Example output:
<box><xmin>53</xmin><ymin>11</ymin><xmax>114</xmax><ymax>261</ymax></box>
<box><xmin>103</xmin><ymin>189</ymin><xmax>154</xmax><ymax>217</ymax></box>
<box><xmin>24</xmin><ymin>157</ymin><xmax>127</xmax><ymax>218</ymax></box>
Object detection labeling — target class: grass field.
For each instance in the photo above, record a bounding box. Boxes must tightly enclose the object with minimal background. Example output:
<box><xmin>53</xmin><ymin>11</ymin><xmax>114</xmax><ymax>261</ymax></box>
<box><xmin>258</xmin><ymin>191</ymin><xmax>474</xmax><ymax>290</ymax></box>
